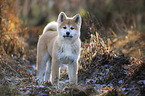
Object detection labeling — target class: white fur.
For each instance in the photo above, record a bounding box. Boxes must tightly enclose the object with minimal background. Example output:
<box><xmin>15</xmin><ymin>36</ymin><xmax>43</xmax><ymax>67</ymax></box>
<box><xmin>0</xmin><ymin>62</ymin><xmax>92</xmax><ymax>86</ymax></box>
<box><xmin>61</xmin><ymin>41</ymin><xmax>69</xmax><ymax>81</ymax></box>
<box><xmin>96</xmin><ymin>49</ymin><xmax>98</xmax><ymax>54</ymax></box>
<box><xmin>56</xmin><ymin>40</ymin><xmax>80</xmax><ymax>64</ymax></box>
<box><xmin>55</xmin><ymin>38</ymin><xmax>80</xmax><ymax>85</ymax></box>
<box><xmin>43</xmin><ymin>21</ymin><xmax>58</xmax><ymax>34</ymax></box>
<box><xmin>57</xmin><ymin>25</ymin><xmax>80</xmax><ymax>41</ymax></box>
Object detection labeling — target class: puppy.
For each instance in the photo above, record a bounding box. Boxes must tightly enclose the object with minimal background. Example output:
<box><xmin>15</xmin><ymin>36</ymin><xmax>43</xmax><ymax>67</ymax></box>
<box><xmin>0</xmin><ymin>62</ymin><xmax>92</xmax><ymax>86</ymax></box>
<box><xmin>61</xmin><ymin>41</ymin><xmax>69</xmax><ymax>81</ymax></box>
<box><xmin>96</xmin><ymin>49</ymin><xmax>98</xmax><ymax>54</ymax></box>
<box><xmin>36</xmin><ymin>12</ymin><xmax>82</xmax><ymax>85</ymax></box>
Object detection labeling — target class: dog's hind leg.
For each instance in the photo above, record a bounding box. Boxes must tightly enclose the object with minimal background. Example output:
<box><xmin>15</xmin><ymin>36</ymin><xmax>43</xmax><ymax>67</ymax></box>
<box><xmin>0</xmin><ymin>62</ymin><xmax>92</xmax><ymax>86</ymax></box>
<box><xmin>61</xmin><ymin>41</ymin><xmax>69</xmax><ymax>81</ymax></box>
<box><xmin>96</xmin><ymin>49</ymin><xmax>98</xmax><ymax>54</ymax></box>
<box><xmin>36</xmin><ymin>36</ymin><xmax>49</xmax><ymax>83</ymax></box>
<box><xmin>44</xmin><ymin>56</ymin><xmax>52</xmax><ymax>82</ymax></box>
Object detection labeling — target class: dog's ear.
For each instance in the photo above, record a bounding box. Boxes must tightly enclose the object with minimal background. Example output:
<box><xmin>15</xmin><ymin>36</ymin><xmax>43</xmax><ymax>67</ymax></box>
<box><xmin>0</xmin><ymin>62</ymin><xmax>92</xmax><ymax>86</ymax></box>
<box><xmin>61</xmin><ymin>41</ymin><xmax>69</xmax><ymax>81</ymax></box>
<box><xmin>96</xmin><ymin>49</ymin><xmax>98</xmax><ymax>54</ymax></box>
<box><xmin>73</xmin><ymin>14</ymin><xmax>81</xmax><ymax>27</ymax></box>
<box><xmin>58</xmin><ymin>12</ymin><xmax>67</xmax><ymax>23</ymax></box>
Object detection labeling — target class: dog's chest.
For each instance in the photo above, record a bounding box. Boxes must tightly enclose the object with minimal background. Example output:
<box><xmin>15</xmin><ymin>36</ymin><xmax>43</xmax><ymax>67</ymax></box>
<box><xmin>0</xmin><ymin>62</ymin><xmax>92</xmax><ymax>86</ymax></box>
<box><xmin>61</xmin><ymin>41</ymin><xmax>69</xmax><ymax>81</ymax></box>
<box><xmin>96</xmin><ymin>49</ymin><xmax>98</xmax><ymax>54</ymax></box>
<box><xmin>57</xmin><ymin>44</ymin><xmax>77</xmax><ymax>63</ymax></box>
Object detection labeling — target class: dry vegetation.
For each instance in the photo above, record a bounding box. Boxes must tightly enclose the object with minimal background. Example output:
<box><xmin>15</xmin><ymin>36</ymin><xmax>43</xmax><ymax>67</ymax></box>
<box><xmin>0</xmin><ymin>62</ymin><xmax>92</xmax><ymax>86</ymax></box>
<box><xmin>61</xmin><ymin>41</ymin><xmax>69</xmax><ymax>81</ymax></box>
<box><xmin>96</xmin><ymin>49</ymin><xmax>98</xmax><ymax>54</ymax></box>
<box><xmin>0</xmin><ymin>0</ymin><xmax>145</xmax><ymax>95</ymax></box>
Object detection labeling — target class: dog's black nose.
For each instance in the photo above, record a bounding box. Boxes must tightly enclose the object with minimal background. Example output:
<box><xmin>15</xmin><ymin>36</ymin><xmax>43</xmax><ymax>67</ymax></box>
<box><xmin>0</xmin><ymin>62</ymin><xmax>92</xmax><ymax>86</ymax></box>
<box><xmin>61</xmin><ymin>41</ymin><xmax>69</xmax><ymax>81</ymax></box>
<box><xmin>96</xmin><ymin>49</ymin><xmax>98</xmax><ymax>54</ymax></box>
<box><xmin>66</xmin><ymin>32</ymin><xmax>70</xmax><ymax>35</ymax></box>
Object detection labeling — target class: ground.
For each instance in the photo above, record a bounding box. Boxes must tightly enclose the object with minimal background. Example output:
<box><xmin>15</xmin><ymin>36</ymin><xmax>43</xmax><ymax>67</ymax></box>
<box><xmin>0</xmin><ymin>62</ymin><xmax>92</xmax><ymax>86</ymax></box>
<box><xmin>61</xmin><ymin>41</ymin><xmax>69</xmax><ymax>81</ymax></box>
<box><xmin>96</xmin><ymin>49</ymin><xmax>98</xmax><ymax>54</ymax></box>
<box><xmin>0</xmin><ymin>30</ymin><xmax>144</xmax><ymax>95</ymax></box>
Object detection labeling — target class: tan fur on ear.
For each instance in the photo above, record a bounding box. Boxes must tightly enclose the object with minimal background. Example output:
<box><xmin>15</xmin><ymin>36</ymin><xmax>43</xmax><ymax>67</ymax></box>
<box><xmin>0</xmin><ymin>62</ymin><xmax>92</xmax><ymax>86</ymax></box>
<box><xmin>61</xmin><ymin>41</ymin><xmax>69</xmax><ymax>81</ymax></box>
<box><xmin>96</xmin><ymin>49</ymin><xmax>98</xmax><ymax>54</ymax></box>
<box><xmin>73</xmin><ymin>14</ymin><xmax>81</xmax><ymax>27</ymax></box>
<box><xmin>58</xmin><ymin>12</ymin><xmax>67</xmax><ymax>23</ymax></box>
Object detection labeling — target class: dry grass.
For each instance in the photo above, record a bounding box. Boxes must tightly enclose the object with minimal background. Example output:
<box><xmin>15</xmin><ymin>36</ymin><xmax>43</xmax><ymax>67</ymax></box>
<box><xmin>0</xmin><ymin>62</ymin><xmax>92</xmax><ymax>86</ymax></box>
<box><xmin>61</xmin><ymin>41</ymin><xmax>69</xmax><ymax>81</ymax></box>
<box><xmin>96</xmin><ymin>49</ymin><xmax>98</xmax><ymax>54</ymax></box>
<box><xmin>108</xmin><ymin>30</ymin><xmax>145</xmax><ymax>58</ymax></box>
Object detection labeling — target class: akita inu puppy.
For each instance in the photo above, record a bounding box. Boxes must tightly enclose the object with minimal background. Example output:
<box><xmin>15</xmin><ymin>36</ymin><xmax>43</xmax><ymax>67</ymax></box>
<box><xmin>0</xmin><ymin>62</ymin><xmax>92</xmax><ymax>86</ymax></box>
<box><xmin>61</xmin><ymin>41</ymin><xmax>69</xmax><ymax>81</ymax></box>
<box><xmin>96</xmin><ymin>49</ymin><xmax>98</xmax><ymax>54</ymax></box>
<box><xmin>36</xmin><ymin>12</ymin><xmax>81</xmax><ymax>85</ymax></box>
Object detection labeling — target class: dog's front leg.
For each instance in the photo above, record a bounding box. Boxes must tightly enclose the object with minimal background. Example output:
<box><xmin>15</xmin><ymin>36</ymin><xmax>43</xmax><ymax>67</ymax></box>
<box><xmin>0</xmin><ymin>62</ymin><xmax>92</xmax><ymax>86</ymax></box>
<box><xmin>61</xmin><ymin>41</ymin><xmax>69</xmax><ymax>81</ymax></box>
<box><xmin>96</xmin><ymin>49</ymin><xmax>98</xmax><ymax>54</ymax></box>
<box><xmin>51</xmin><ymin>59</ymin><xmax>60</xmax><ymax>85</ymax></box>
<box><xmin>68</xmin><ymin>61</ymin><xmax>78</xmax><ymax>85</ymax></box>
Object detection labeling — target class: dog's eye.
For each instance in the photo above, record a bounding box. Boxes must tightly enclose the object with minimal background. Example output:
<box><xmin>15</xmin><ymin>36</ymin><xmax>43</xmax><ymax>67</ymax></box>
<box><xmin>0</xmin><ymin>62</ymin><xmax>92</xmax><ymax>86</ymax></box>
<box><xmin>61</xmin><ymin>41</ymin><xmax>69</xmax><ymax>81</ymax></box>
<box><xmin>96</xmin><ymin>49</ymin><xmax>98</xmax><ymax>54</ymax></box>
<box><xmin>63</xmin><ymin>27</ymin><xmax>67</xmax><ymax>29</ymax></box>
<box><xmin>70</xmin><ymin>27</ymin><xmax>74</xmax><ymax>30</ymax></box>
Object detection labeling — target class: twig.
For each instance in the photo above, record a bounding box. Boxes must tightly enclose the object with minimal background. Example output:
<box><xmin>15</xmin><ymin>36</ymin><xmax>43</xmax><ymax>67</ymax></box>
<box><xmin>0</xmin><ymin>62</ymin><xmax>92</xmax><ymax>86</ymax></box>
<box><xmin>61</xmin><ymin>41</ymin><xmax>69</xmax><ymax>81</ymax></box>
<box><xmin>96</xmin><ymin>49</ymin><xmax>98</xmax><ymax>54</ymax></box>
<box><xmin>4</xmin><ymin>63</ymin><xmax>22</xmax><ymax>77</ymax></box>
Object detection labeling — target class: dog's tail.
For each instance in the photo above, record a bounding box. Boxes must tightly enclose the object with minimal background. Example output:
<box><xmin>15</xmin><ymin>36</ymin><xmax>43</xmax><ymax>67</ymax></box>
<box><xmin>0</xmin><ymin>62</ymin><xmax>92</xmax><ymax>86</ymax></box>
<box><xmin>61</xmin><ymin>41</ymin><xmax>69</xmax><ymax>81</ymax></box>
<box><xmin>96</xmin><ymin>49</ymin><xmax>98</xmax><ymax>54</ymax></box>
<box><xmin>42</xmin><ymin>21</ymin><xmax>57</xmax><ymax>34</ymax></box>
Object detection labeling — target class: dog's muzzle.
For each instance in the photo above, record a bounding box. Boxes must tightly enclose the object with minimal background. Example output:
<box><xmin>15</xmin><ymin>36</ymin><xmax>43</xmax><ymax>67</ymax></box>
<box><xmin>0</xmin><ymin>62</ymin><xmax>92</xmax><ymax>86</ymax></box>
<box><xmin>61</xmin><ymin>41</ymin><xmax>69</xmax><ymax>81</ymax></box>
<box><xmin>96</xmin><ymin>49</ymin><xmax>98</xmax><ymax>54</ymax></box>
<box><xmin>63</xmin><ymin>32</ymin><xmax>73</xmax><ymax>38</ymax></box>
<box><xmin>63</xmin><ymin>35</ymin><xmax>73</xmax><ymax>38</ymax></box>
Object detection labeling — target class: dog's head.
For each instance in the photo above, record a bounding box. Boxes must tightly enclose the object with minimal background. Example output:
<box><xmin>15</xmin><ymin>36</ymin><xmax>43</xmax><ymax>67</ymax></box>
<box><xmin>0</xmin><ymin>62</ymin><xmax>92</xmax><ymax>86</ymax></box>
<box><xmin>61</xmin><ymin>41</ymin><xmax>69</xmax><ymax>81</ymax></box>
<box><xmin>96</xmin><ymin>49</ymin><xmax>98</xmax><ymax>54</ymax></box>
<box><xmin>57</xmin><ymin>12</ymin><xmax>81</xmax><ymax>41</ymax></box>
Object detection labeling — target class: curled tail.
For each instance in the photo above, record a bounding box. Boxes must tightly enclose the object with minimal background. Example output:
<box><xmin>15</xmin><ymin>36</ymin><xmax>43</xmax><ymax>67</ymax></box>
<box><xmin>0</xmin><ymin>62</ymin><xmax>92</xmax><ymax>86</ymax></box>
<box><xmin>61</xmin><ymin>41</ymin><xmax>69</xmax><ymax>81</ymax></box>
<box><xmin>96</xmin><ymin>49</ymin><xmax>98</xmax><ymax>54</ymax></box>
<box><xmin>43</xmin><ymin>21</ymin><xmax>58</xmax><ymax>34</ymax></box>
